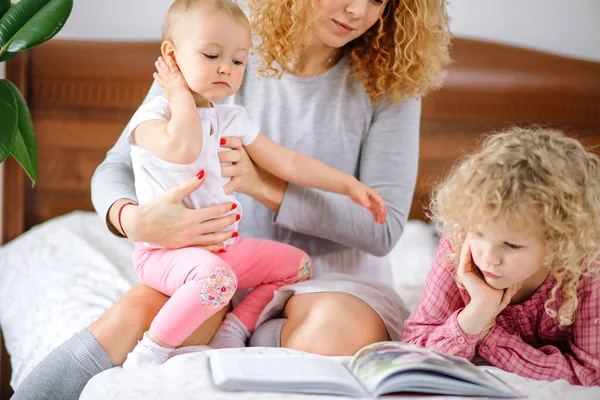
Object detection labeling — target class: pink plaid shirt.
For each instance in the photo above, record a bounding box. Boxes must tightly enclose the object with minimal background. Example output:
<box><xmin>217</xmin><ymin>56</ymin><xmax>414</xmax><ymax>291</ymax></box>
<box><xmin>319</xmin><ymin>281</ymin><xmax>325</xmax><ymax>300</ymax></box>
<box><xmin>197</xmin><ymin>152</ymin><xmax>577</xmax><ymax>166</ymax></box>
<box><xmin>401</xmin><ymin>237</ymin><xmax>600</xmax><ymax>386</ymax></box>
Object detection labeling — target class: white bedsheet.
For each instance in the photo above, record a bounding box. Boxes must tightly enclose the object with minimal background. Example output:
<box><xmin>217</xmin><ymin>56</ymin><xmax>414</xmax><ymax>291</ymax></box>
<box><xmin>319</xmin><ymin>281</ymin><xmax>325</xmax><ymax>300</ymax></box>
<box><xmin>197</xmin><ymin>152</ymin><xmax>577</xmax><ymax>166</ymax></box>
<box><xmin>1</xmin><ymin>211</ymin><xmax>597</xmax><ymax>399</ymax></box>
<box><xmin>0</xmin><ymin>212</ymin><xmax>136</xmax><ymax>388</ymax></box>
<box><xmin>81</xmin><ymin>347</ymin><xmax>600</xmax><ymax>400</ymax></box>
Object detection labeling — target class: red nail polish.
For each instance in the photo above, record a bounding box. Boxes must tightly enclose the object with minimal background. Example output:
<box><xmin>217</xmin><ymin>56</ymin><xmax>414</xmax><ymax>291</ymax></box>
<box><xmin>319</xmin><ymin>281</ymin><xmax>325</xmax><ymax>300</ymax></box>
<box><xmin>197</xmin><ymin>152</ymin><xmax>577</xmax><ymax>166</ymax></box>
<box><xmin>231</xmin><ymin>232</ymin><xmax>239</xmax><ymax>238</ymax></box>
<box><xmin>231</xmin><ymin>204</ymin><xmax>237</xmax><ymax>210</ymax></box>
<box><xmin>218</xmin><ymin>249</ymin><xmax>227</xmax><ymax>253</ymax></box>
<box><xmin>220</xmin><ymin>138</ymin><xmax>226</xmax><ymax>146</ymax></box>
<box><xmin>235</xmin><ymin>215</ymin><xmax>241</xmax><ymax>221</ymax></box>
<box><xmin>196</xmin><ymin>170</ymin><xmax>204</xmax><ymax>179</ymax></box>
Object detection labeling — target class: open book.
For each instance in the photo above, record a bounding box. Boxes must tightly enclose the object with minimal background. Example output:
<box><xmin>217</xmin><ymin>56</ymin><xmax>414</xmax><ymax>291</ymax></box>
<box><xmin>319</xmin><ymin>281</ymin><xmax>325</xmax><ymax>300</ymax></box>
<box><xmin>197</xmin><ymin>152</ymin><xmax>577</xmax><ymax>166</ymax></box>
<box><xmin>209</xmin><ymin>342</ymin><xmax>519</xmax><ymax>398</ymax></box>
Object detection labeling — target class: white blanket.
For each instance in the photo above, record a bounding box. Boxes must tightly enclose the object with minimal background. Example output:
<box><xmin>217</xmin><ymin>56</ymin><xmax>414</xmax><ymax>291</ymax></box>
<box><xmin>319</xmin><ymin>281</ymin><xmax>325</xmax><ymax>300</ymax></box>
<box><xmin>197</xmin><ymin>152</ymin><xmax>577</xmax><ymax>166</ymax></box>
<box><xmin>0</xmin><ymin>211</ymin><xmax>597</xmax><ymax>399</ymax></box>
<box><xmin>81</xmin><ymin>347</ymin><xmax>600</xmax><ymax>400</ymax></box>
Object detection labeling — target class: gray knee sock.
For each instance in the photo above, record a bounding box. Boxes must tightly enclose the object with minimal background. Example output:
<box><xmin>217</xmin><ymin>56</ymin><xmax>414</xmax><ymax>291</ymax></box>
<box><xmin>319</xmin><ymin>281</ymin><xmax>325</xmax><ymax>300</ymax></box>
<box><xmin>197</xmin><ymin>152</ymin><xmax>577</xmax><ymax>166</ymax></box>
<box><xmin>12</xmin><ymin>328</ymin><xmax>114</xmax><ymax>400</ymax></box>
<box><xmin>248</xmin><ymin>318</ymin><xmax>287</xmax><ymax>348</ymax></box>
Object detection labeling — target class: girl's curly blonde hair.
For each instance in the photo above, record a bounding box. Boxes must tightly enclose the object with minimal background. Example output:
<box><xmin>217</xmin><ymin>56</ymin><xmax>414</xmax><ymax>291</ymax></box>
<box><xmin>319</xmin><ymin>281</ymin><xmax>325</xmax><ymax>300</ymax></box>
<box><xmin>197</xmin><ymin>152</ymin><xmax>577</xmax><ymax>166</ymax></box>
<box><xmin>430</xmin><ymin>127</ymin><xmax>600</xmax><ymax>326</ymax></box>
<box><xmin>247</xmin><ymin>0</ymin><xmax>451</xmax><ymax>102</ymax></box>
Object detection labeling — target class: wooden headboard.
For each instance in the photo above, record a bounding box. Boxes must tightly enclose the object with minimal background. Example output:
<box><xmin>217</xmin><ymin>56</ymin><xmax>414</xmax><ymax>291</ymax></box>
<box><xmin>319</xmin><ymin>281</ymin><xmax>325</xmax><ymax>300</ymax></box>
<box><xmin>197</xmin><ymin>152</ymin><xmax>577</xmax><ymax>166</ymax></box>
<box><xmin>1</xmin><ymin>38</ymin><xmax>600</xmax><ymax>397</ymax></box>
<box><xmin>3</xmin><ymin>39</ymin><xmax>600</xmax><ymax>243</ymax></box>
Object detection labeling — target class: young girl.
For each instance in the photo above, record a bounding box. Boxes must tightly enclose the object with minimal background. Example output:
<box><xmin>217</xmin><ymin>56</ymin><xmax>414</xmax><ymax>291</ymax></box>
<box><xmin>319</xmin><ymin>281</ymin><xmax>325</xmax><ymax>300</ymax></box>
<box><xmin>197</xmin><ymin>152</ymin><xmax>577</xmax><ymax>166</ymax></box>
<box><xmin>402</xmin><ymin>127</ymin><xmax>600</xmax><ymax>386</ymax></box>
<box><xmin>122</xmin><ymin>0</ymin><xmax>387</xmax><ymax>369</ymax></box>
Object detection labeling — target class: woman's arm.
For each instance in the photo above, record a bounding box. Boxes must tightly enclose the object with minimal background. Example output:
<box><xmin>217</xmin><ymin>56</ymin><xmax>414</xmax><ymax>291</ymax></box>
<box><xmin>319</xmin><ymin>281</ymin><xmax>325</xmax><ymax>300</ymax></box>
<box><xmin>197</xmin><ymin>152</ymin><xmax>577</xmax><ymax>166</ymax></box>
<box><xmin>221</xmin><ymin>97</ymin><xmax>421</xmax><ymax>256</ymax></box>
<box><xmin>273</xmin><ymin>97</ymin><xmax>420</xmax><ymax>256</ymax></box>
<box><xmin>91</xmin><ymin>81</ymin><xmax>163</xmax><ymax>229</ymax></box>
<box><xmin>401</xmin><ymin>239</ymin><xmax>480</xmax><ymax>359</ymax></box>
<box><xmin>478</xmin><ymin>278</ymin><xmax>600</xmax><ymax>386</ymax></box>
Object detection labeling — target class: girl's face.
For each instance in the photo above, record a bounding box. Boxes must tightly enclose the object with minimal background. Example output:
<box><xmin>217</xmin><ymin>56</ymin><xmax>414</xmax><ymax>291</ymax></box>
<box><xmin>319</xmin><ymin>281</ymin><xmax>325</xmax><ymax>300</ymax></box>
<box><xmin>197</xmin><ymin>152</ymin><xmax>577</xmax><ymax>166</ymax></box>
<box><xmin>312</xmin><ymin>0</ymin><xmax>387</xmax><ymax>48</ymax></box>
<box><xmin>469</xmin><ymin>221</ymin><xmax>548</xmax><ymax>292</ymax></box>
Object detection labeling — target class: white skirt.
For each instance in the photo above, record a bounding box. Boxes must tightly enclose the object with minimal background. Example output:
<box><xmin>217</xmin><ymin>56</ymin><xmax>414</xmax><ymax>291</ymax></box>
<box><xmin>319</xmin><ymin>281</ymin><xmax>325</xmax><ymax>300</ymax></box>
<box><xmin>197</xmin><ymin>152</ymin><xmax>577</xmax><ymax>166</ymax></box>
<box><xmin>233</xmin><ymin>247</ymin><xmax>409</xmax><ymax>341</ymax></box>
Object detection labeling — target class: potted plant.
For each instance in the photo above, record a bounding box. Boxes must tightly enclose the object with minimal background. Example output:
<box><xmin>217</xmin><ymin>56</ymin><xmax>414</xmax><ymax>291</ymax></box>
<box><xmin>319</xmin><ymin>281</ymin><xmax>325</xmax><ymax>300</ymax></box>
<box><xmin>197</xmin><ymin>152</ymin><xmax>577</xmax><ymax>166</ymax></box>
<box><xmin>0</xmin><ymin>0</ymin><xmax>73</xmax><ymax>184</ymax></box>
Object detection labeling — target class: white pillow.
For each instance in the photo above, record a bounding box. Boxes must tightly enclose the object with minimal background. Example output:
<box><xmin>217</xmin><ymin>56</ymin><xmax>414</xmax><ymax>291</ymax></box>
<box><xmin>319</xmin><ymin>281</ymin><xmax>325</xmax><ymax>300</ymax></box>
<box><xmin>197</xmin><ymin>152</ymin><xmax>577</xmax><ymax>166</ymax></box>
<box><xmin>0</xmin><ymin>211</ymin><xmax>136</xmax><ymax>389</ymax></box>
<box><xmin>388</xmin><ymin>220</ymin><xmax>440</xmax><ymax>312</ymax></box>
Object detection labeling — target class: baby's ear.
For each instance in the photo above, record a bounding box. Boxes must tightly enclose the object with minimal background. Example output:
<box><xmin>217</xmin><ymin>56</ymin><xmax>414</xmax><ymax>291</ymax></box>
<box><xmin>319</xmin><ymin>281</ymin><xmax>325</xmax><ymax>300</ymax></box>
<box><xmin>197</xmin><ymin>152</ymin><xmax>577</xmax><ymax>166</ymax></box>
<box><xmin>160</xmin><ymin>40</ymin><xmax>177</xmax><ymax>62</ymax></box>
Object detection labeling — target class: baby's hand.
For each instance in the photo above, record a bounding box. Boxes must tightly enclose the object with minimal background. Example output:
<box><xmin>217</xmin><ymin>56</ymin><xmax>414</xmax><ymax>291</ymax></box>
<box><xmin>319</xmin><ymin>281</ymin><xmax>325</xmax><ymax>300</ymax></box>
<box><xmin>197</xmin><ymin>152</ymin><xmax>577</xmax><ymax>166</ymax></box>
<box><xmin>153</xmin><ymin>56</ymin><xmax>190</xmax><ymax>101</ymax></box>
<box><xmin>348</xmin><ymin>183</ymin><xmax>387</xmax><ymax>224</ymax></box>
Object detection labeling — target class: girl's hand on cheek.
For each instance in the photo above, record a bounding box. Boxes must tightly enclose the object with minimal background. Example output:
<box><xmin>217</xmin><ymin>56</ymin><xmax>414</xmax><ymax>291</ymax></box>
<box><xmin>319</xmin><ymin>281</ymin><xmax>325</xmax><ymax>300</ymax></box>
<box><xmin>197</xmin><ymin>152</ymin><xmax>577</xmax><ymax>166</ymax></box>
<box><xmin>475</xmin><ymin>283</ymin><xmax>522</xmax><ymax>345</ymax></box>
<box><xmin>457</xmin><ymin>238</ymin><xmax>504</xmax><ymax>310</ymax></box>
<box><xmin>219</xmin><ymin>136</ymin><xmax>261</xmax><ymax>196</ymax></box>
<box><xmin>499</xmin><ymin>282</ymin><xmax>522</xmax><ymax>311</ymax></box>
<box><xmin>456</xmin><ymin>238</ymin><xmax>505</xmax><ymax>335</ymax></box>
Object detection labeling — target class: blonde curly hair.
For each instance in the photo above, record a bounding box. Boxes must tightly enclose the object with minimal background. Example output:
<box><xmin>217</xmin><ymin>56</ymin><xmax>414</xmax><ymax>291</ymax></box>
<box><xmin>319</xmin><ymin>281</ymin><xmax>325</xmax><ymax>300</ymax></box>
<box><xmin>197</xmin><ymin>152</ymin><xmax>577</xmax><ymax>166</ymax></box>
<box><xmin>429</xmin><ymin>127</ymin><xmax>600</xmax><ymax>326</ymax></box>
<box><xmin>247</xmin><ymin>0</ymin><xmax>451</xmax><ymax>102</ymax></box>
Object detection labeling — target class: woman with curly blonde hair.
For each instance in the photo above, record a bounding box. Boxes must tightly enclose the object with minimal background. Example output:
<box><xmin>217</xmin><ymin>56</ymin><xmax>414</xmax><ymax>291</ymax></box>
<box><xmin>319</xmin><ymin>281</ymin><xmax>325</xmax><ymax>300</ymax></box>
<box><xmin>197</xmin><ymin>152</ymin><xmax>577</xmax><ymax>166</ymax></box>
<box><xmin>402</xmin><ymin>127</ymin><xmax>600</xmax><ymax>386</ymax></box>
<box><xmin>14</xmin><ymin>1</ymin><xmax>450</xmax><ymax>398</ymax></box>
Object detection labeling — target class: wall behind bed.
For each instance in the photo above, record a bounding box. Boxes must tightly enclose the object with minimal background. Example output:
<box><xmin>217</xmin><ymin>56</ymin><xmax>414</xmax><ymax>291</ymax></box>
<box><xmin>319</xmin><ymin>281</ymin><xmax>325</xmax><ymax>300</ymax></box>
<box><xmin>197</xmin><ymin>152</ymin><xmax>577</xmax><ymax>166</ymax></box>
<box><xmin>54</xmin><ymin>0</ymin><xmax>600</xmax><ymax>60</ymax></box>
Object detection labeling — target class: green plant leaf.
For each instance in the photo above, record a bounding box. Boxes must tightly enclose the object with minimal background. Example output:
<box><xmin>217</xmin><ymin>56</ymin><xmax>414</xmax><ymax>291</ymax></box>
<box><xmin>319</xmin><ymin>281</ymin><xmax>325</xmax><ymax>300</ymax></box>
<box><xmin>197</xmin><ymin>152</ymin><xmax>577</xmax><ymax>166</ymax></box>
<box><xmin>9</xmin><ymin>78</ymin><xmax>38</xmax><ymax>183</ymax></box>
<box><xmin>11</xmin><ymin>125</ymin><xmax>37</xmax><ymax>184</ymax></box>
<box><xmin>0</xmin><ymin>0</ymin><xmax>11</xmax><ymax>20</ymax></box>
<box><xmin>0</xmin><ymin>0</ymin><xmax>73</xmax><ymax>56</ymax></box>
<box><xmin>0</xmin><ymin>49</ymin><xmax>16</xmax><ymax>61</ymax></box>
<box><xmin>0</xmin><ymin>79</ymin><xmax>18</xmax><ymax>164</ymax></box>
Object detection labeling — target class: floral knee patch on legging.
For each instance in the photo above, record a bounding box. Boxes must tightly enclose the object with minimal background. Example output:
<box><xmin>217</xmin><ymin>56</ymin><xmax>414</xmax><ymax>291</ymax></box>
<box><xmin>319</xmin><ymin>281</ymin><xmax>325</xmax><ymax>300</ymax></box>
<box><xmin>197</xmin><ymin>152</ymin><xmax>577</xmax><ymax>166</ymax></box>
<box><xmin>200</xmin><ymin>265</ymin><xmax>238</xmax><ymax>308</ymax></box>
<box><xmin>297</xmin><ymin>257</ymin><xmax>312</xmax><ymax>282</ymax></box>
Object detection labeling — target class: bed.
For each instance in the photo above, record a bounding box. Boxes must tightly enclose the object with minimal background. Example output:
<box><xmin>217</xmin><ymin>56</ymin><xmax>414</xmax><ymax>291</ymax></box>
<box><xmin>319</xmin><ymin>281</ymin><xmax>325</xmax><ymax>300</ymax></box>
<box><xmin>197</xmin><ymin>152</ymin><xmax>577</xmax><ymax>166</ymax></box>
<box><xmin>1</xmin><ymin>38</ymin><xmax>599</xmax><ymax>399</ymax></box>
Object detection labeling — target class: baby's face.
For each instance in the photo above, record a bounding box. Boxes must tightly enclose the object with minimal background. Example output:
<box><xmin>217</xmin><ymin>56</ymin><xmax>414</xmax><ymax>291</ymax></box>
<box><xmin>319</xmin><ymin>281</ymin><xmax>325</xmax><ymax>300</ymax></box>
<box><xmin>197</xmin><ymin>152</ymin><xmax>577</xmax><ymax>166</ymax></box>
<box><xmin>174</xmin><ymin>11</ymin><xmax>250</xmax><ymax>101</ymax></box>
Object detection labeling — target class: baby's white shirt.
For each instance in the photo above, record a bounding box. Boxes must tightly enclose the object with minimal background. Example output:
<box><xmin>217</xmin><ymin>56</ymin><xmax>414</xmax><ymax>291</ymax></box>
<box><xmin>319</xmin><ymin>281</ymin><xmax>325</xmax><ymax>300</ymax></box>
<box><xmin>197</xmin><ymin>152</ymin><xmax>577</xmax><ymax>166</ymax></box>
<box><xmin>127</xmin><ymin>96</ymin><xmax>260</xmax><ymax>246</ymax></box>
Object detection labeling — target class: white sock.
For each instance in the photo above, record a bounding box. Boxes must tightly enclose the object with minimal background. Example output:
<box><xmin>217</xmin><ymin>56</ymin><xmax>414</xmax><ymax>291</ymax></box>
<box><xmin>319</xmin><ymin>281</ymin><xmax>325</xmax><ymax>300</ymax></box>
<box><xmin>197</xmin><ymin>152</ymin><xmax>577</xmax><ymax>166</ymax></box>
<box><xmin>122</xmin><ymin>331</ymin><xmax>174</xmax><ymax>370</ymax></box>
<box><xmin>169</xmin><ymin>344</ymin><xmax>212</xmax><ymax>358</ymax></box>
<box><xmin>208</xmin><ymin>313</ymin><xmax>251</xmax><ymax>349</ymax></box>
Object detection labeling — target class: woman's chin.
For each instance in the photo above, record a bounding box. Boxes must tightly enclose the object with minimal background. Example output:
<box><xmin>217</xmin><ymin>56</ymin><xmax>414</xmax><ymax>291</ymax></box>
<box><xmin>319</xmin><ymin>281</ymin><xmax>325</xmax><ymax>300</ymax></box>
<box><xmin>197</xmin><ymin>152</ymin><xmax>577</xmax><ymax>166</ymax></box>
<box><xmin>327</xmin><ymin>39</ymin><xmax>349</xmax><ymax>49</ymax></box>
<box><xmin>316</xmin><ymin>31</ymin><xmax>355</xmax><ymax>50</ymax></box>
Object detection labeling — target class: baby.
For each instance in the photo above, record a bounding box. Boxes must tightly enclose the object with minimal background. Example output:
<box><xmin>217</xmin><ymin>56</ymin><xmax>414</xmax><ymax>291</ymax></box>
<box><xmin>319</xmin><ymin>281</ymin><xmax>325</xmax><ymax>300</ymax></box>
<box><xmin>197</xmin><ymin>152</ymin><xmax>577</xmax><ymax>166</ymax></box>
<box><xmin>122</xmin><ymin>0</ymin><xmax>387</xmax><ymax>369</ymax></box>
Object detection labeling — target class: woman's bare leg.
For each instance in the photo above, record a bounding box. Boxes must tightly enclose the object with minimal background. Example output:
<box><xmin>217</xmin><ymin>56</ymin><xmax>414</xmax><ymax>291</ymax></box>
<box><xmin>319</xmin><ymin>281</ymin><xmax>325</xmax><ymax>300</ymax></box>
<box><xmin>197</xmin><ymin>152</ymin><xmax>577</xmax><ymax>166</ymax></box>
<box><xmin>88</xmin><ymin>284</ymin><xmax>228</xmax><ymax>365</ymax></box>
<box><xmin>280</xmin><ymin>292</ymin><xmax>389</xmax><ymax>356</ymax></box>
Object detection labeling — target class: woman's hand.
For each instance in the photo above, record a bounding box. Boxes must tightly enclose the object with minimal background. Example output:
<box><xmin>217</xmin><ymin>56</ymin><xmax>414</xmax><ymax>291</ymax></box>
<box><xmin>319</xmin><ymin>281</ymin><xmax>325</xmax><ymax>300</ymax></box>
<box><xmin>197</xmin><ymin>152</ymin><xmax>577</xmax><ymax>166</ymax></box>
<box><xmin>219</xmin><ymin>136</ymin><xmax>289</xmax><ymax>213</ymax></box>
<box><xmin>117</xmin><ymin>173</ymin><xmax>239</xmax><ymax>251</ymax></box>
<box><xmin>219</xmin><ymin>136</ymin><xmax>261</xmax><ymax>196</ymax></box>
<box><xmin>456</xmin><ymin>238</ymin><xmax>520</xmax><ymax>335</ymax></box>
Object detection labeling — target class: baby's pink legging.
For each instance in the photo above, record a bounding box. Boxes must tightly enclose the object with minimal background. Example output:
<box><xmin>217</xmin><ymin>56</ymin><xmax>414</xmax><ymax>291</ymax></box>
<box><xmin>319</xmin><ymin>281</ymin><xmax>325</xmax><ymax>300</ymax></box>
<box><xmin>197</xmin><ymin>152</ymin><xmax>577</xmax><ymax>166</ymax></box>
<box><xmin>133</xmin><ymin>237</ymin><xmax>312</xmax><ymax>346</ymax></box>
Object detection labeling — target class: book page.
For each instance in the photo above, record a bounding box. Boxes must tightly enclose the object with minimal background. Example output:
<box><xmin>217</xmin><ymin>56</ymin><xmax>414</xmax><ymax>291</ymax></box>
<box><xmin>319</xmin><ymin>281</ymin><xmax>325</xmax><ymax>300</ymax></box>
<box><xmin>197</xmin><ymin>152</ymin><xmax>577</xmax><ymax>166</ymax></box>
<box><xmin>349</xmin><ymin>342</ymin><xmax>516</xmax><ymax>397</ymax></box>
<box><xmin>209</xmin><ymin>353</ymin><xmax>368</xmax><ymax>397</ymax></box>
